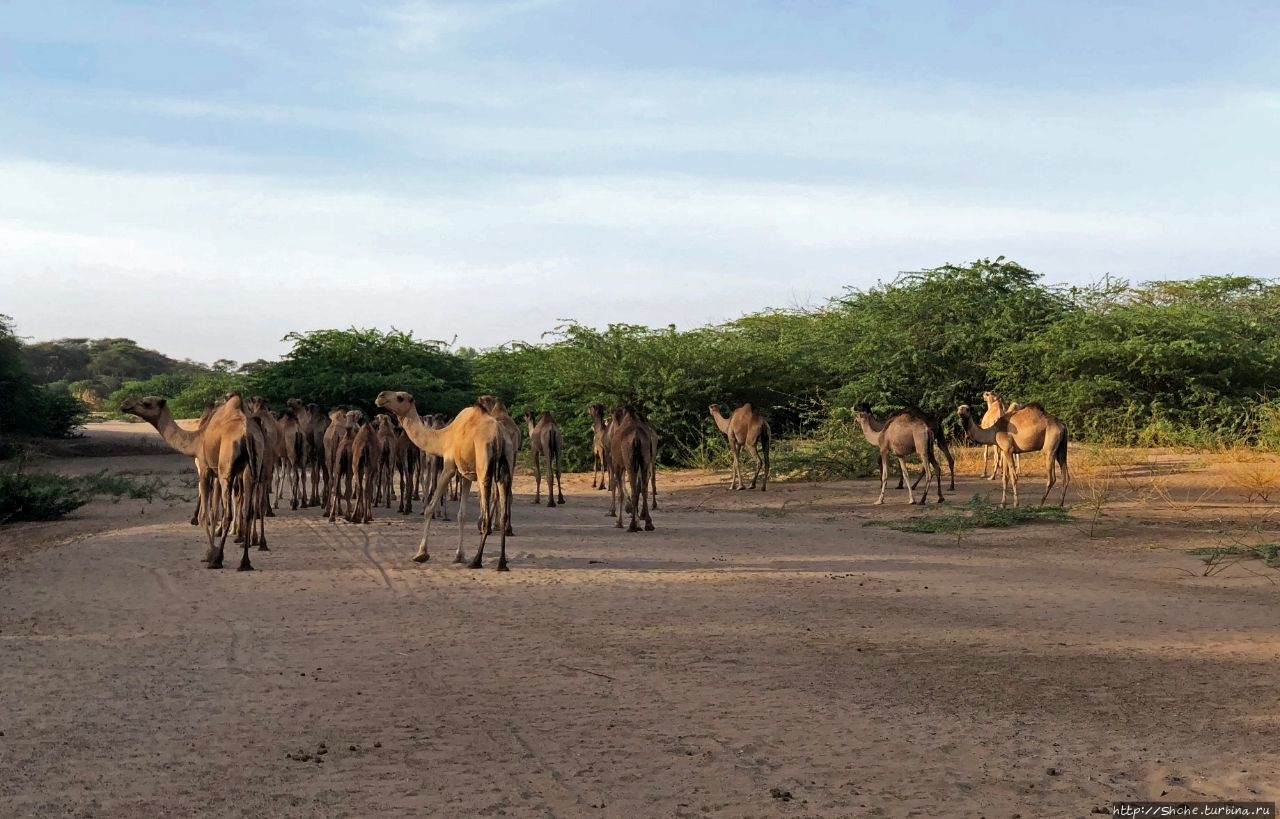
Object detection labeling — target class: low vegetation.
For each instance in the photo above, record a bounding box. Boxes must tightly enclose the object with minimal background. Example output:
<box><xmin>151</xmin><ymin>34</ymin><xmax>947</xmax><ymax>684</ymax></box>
<box><xmin>0</xmin><ymin>463</ymin><xmax>187</xmax><ymax>524</ymax></box>
<box><xmin>869</xmin><ymin>495</ymin><xmax>1072</xmax><ymax>536</ymax></box>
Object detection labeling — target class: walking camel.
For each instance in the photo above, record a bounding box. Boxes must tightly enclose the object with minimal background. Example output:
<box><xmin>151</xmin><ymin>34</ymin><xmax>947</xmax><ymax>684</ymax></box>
<box><xmin>522</xmin><ymin>410</ymin><xmax>565</xmax><ymax>507</ymax></box>
<box><xmin>375</xmin><ymin>391</ymin><xmax>512</xmax><ymax>570</ymax></box>
<box><xmin>608</xmin><ymin>405</ymin><xmax>656</xmax><ymax>532</ymax></box>
<box><xmin>476</xmin><ymin>396</ymin><xmax>519</xmax><ymax>534</ymax></box>
<box><xmin>708</xmin><ymin>403</ymin><xmax>771</xmax><ymax>491</ymax></box>
<box><xmin>197</xmin><ymin>394</ymin><xmax>266</xmax><ymax>570</ymax></box>
<box><xmin>853</xmin><ymin>403</ymin><xmax>944</xmax><ymax>505</ymax></box>
<box><xmin>957</xmin><ymin>403</ymin><xmax>1070</xmax><ymax>507</ymax></box>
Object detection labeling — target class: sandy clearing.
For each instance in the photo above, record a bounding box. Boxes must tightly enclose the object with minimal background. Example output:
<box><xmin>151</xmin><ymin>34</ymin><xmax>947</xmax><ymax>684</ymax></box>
<box><xmin>2</xmin><ymin>434</ymin><xmax>1279</xmax><ymax>818</ymax></box>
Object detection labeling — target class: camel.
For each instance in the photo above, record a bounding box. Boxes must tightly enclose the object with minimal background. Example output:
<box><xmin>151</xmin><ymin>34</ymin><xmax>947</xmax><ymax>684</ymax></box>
<box><xmin>323</xmin><ymin>409</ymin><xmax>360</xmax><ymax>523</ymax></box>
<box><xmin>271</xmin><ymin>408</ymin><xmax>305</xmax><ymax>510</ymax></box>
<box><xmin>375</xmin><ymin>391</ymin><xmax>511</xmax><ymax>570</ymax></box>
<box><xmin>607</xmin><ymin>405</ymin><xmax>655</xmax><ymax>532</ymax></box>
<box><xmin>522</xmin><ymin>410</ymin><xmax>565</xmax><ymax>507</ymax></box>
<box><xmin>891</xmin><ymin>411</ymin><xmax>956</xmax><ymax>492</ymax></box>
<box><xmin>287</xmin><ymin>399</ymin><xmax>331</xmax><ymax>508</ymax></box>
<box><xmin>957</xmin><ymin>403</ymin><xmax>1070</xmax><ymax>507</ymax></box>
<box><xmin>196</xmin><ymin>393</ymin><xmax>265</xmax><ymax>570</ymax></box>
<box><xmin>119</xmin><ymin>395</ymin><xmax>217</xmax><ymax>526</ymax></box>
<box><xmin>853</xmin><ymin>403</ymin><xmax>943</xmax><ymax>505</ymax></box>
<box><xmin>476</xmin><ymin>396</ymin><xmax>519</xmax><ymax>534</ymax></box>
<box><xmin>244</xmin><ymin>398</ymin><xmax>281</xmax><ymax>533</ymax></box>
<box><xmin>586</xmin><ymin>403</ymin><xmax>610</xmax><ymax>491</ymax></box>
<box><xmin>979</xmin><ymin>391</ymin><xmax>1012</xmax><ymax>480</ymax></box>
<box><xmin>349</xmin><ymin>414</ymin><xmax>381</xmax><ymax>524</ymax></box>
<box><xmin>373</xmin><ymin>414</ymin><xmax>398</xmax><ymax>509</ymax></box>
<box><xmin>393</xmin><ymin>425</ymin><xmax>419</xmax><ymax>514</ymax></box>
<box><xmin>708</xmin><ymin>403</ymin><xmax>771</xmax><ymax>491</ymax></box>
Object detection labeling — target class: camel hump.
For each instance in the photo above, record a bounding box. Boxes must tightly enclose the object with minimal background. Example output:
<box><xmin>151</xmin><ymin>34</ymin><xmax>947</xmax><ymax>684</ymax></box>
<box><xmin>1019</xmin><ymin>401</ymin><xmax>1047</xmax><ymax>413</ymax></box>
<box><xmin>887</xmin><ymin>406</ymin><xmax>929</xmax><ymax>422</ymax></box>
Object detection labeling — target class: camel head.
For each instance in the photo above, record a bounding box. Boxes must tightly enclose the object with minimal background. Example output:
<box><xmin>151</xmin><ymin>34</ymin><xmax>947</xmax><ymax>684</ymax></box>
<box><xmin>374</xmin><ymin>390</ymin><xmax>415</xmax><ymax>416</ymax></box>
<box><xmin>708</xmin><ymin>403</ymin><xmax>721</xmax><ymax>416</ymax></box>
<box><xmin>120</xmin><ymin>395</ymin><xmax>166</xmax><ymax>419</ymax></box>
<box><xmin>246</xmin><ymin>396</ymin><xmax>269</xmax><ymax>415</ymax></box>
<box><xmin>286</xmin><ymin>397</ymin><xmax>305</xmax><ymax>413</ymax></box>
<box><xmin>957</xmin><ymin>404</ymin><xmax>972</xmax><ymax>420</ymax></box>
<box><xmin>345</xmin><ymin>410</ymin><xmax>364</xmax><ymax>426</ymax></box>
<box><xmin>852</xmin><ymin>402</ymin><xmax>874</xmax><ymax>423</ymax></box>
<box><xmin>476</xmin><ymin>395</ymin><xmax>508</xmax><ymax>415</ymax></box>
<box><xmin>585</xmin><ymin>403</ymin><xmax>605</xmax><ymax>422</ymax></box>
<box><xmin>982</xmin><ymin>391</ymin><xmax>1001</xmax><ymax>406</ymax></box>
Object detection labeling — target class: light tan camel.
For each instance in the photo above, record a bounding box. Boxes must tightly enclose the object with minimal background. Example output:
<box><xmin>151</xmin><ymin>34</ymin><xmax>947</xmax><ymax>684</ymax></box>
<box><xmin>196</xmin><ymin>393</ymin><xmax>265</xmax><ymax>570</ymax></box>
<box><xmin>607</xmin><ymin>405</ymin><xmax>655</xmax><ymax>531</ymax></box>
<box><xmin>958</xmin><ymin>403</ymin><xmax>1070</xmax><ymax>507</ymax></box>
<box><xmin>708</xmin><ymin>403</ymin><xmax>771</xmax><ymax>491</ymax></box>
<box><xmin>979</xmin><ymin>391</ymin><xmax>1011</xmax><ymax>480</ymax></box>
<box><xmin>586</xmin><ymin>403</ymin><xmax>610</xmax><ymax>491</ymax></box>
<box><xmin>853</xmin><ymin>403</ymin><xmax>943</xmax><ymax>505</ymax></box>
<box><xmin>522</xmin><ymin>410</ymin><xmax>565</xmax><ymax>506</ymax></box>
<box><xmin>119</xmin><ymin>395</ymin><xmax>215</xmax><ymax>526</ymax></box>
<box><xmin>890</xmin><ymin>410</ymin><xmax>955</xmax><ymax>492</ymax></box>
<box><xmin>375</xmin><ymin>391</ymin><xmax>512</xmax><ymax>569</ymax></box>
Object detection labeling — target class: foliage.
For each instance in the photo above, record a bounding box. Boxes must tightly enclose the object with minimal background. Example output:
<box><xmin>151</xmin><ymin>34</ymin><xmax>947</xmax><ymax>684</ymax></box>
<box><xmin>869</xmin><ymin>494</ymin><xmax>1071</xmax><ymax>535</ymax></box>
<box><xmin>1187</xmin><ymin>544</ymin><xmax>1280</xmax><ymax>565</ymax></box>
<box><xmin>21</xmin><ymin>336</ymin><xmax>204</xmax><ymax>408</ymax></box>
<box><xmin>1</xmin><ymin>315</ymin><xmax>87</xmax><ymax>442</ymax></box>
<box><xmin>108</xmin><ymin>371</ymin><xmax>247</xmax><ymax>420</ymax></box>
<box><xmin>0</xmin><ymin>465</ymin><xmax>91</xmax><ymax>523</ymax></box>
<box><xmin>248</xmin><ymin>328</ymin><xmax>474</xmax><ymax>418</ymax></box>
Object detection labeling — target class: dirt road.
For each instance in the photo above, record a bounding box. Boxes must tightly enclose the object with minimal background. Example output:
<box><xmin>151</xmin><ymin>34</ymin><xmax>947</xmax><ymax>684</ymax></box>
<box><xmin>2</xmin><ymin>443</ymin><xmax>1278</xmax><ymax>817</ymax></box>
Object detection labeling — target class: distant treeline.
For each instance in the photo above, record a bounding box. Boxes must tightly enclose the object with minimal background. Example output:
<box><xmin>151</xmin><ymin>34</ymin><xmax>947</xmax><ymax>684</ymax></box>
<box><xmin>7</xmin><ymin>259</ymin><xmax>1280</xmax><ymax>474</ymax></box>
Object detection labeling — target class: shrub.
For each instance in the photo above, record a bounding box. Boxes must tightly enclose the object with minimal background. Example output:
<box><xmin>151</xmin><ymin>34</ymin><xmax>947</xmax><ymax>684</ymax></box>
<box><xmin>0</xmin><ymin>466</ymin><xmax>91</xmax><ymax>523</ymax></box>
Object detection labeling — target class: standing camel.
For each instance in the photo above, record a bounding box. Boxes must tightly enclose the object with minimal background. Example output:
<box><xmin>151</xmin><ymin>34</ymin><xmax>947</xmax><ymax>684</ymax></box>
<box><xmin>607</xmin><ymin>405</ymin><xmax>655</xmax><ymax>532</ymax></box>
<box><xmin>853</xmin><ymin>403</ymin><xmax>943</xmax><ymax>505</ymax></box>
<box><xmin>375</xmin><ymin>391</ymin><xmax>512</xmax><ymax>570</ymax></box>
<box><xmin>891</xmin><ymin>409</ymin><xmax>956</xmax><ymax>492</ymax></box>
<box><xmin>979</xmin><ymin>391</ymin><xmax>1012</xmax><ymax>480</ymax></box>
<box><xmin>708</xmin><ymin>403</ymin><xmax>771</xmax><ymax>491</ymax></box>
<box><xmin>586</xmin><ymin>403</ymin><xmax>611</xmax><ymax>491</ymax></box>
<box><xmin>197</xmin><ymin>394</ymin><xmax>265</xmax><ymax>570</ymax></box>
<box><xmin>957</xmin><ymin>403</ymin><xmax>1070</xmax><ymax>507</ymax></box>
<box><xmin>349</xmin><ymin>415</ymin><xmax>381</xmax><ymax>524</ymax></box>
<box><xmin>522</xmin><ymin>411</ymin><xmax>566</xmax><ymax>507</ymax></box>
<box><xmin>272</xmin><ymin>408</ymin><xmax>305</xmax><ymax>510</ymax></box>
<box><xmin>323</xmin><ymin>409</ymin><xmax>360</xmax><ymax>522</ymax></box>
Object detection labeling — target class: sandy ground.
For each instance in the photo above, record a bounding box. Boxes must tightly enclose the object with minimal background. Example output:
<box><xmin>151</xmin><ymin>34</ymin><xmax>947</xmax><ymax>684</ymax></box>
<box><xmin>2</xmin><ymin>424</ymin><xmax>1279</xmax><ymax>818</ymax></box>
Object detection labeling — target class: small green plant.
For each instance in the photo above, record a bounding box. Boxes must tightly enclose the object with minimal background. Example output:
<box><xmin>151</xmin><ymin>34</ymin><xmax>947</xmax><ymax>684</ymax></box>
<box><xmin>870</xmin><ymin>494</ymin><xmax>1071</xmax><ymax>536</ymax></box>
<box><xmin>0</xmin><ymin>466</ymin><xmax>91</xmax><ymax>523</ymax></box>
<box><xmin>1187</xmin><ymin>544</ymin><xmax>1280</xmax><ymax>564</ymax></box>
<box><xmin>77</xmin><ymin>470</ymin><xmax>167</xmax><ymax>502</ymax></box>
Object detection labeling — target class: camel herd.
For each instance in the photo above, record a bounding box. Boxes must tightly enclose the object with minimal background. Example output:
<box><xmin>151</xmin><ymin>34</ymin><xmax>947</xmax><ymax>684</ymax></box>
<box><xmin>118</xmin><ymin>388</ymin><xmax>1069</xmax><ymax>572</ymax></box>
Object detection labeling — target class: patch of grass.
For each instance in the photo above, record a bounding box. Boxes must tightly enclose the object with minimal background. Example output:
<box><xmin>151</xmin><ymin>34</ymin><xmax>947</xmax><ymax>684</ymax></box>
<box><xmin>869</xmin><ymin>494</ymin><xmax>1071</xmax><ymax>535</ymax></box>
<box><xmin>77</xmin><ymin>470</ymin><xmax>167</xmax><ymax>502</ymax></box>
<box><xmin>1187</xmin><ymin>544</ymin><xmax>1280</xmax><ymax>564</ymax></box>
<box><xmin>0</xmin><ymin>467</ymin><xmax>91</xmax><ymax>523</ymax></box>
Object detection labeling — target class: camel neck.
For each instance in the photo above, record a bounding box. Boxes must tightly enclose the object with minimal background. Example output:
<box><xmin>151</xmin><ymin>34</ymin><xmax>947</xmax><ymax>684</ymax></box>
<box><xmin>962</xmin><ymin>413</ymin><xmax>998</xmax><ymax>444</ymax></box>
<box><xmin>855</xmin><ymin>415</ymin><xmax>884</xmax><ymax>445</ymax></box>
<box><xmin>150</xmin><ymin>409</ymin><xmax>200</xmax><ymax>456</ymax></box>
<box><xmin>710</xmin><ymin>410</ymin><xmax>732</xmax><ymax>434</ymax></box>
<box><xmin>398</xmin><ymin>408</ymin><xmax>444</xmax><ymax>455</ymax></box>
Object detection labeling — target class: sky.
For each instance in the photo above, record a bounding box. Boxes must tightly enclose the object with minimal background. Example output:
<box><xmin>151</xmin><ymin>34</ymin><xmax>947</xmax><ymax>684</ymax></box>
<box><xmin>2</xmin><ymin>1</ymin><xmax>1278</xmax><ymax>364</ymax></box>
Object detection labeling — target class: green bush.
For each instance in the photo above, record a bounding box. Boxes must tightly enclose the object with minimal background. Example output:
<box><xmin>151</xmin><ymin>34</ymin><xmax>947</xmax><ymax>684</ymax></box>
<box><xmin>0</xmin><ymin>467</ymin><xmax>91</xmax><ymax>523</ymax></box>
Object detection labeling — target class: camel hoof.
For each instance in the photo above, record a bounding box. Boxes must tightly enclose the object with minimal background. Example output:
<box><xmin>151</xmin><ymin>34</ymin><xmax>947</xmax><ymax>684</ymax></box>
<box><xmin>497</xmin><ymin>560</ymin><xmax>510</xmax><ymax>572</ymax></box>
<box><xmin>265</xmin><ymin>509</ymin><xmax>276</xmax><ymax>518</ymax></box>
<box><xmin>628</xmin><ymin>523</ymin><xmax>639</xmax><ymax>533</ymax></box>
<box><xmin>207</xmin><ymin>560</ymin><xmax>223</xmax><ymax>570</ymax></box>
<box><xmin>412</xmin><ymin>553</ymin><xmax>430</xmax><ymax>564</ymax></box>
<box><xmin>237</xmin><ymin>563</ymin><xmax>254</xmax><ymax>572</ymax></box>
<box><xmin>506</xmin><ymin>527</ymin><xmax>515</xmax><ymax>536</ymax></box>
<box><xmin>291</xmin><ymin>500</ymin><xmax>298</xmax><ymax>510</ymax></box>
<box><xmin>558</xmin><ymin>496</ymin><xmax>565</xmax><ymax>504</ymax></box>
<box><xmin>644</xmin><ymin>522</ymin><xmax>654</xmax><ymax>531</ymax></box>
<box><xmin>531</xmin><ymin>498</ymin><xmax>540</xmax><ymax>504</ymax></box>
<box><xmin>257</xmin><ymin>544</ymin><xmax>269</xmax><ymax>551</ymax></box>
<box><xmin>468</xmin><ymin>559</ymin><xmax>483</xmax><ymax>570</ymax></box>
<box><xmin>453</xmin><ymin>554</ymin><xmax>466</xmax><ymax>564</ymax></box>
<box><xmin>547</xmin><ymin>500</ymin><xmax>556</xmax><ymax>508</ymax></box>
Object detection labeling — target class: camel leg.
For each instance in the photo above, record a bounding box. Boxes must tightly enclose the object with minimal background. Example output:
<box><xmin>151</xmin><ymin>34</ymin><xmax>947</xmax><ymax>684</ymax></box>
<box><xmin>545</xmin><ymin>451</ymin><xmax>557</xmax><ymax>508</ymax></box>
<box><xmin>469</xmin><ymin>475</ymin><xmax>492</xmax><ymax>569</ymax></box>
<box><xmin>940</xmin><ymin>442</ymin><xmax>956</xmax><ymax>491</ymax></box>
<box><xmin>414</xmin><ymin>462</ymin><xmax>454</xmax><ymax>563</ymax></box>
<box><xmin>628</xmin><ymin>463</ymin><xmax>642</xmax><ymax>532</ymax></box>
<box><xmin>554</xmin><ymin>452</ymin><xmax>565</xmax><ymax>505</ymax></box>
<box><xmin>931</xmin><ymin>450</ymin><xmax>944</xmax><ymax>503</ymax></box>
<box><xmin>900</xmin><ymin>457</ymin><xmax>919</xmax><ymax>504</ymax></box>
<box><xmin>642</xmin><ymin>462</ymin><xmax>654</xmax><ymax>531</ymax></box>
<box><xmin>496</xmin><ymin>481</ymin><xmax>511</xmax><ymax>571</ymax></box>
<box><xmin>730</xmin><ymin>442</ymin><xmax>743</xmax><ymax>490</ymax></box>
<box><xmin>747</xmin><ymin>443</ymin><xmax>762</xmax><ymax>490</ymax></box>
<box><xmin>455</xmin><ymin>478</ymin><xmax>472</xmax><ymax>564</ymax></box>
<box><xmin>531</xmin><ymin>450</ymin><xmax>542</xmax><ymax>504</ymax></box>
<box><xmin>874</xmin><ymin>452</ymin><xmax>890</xmax><ymax>505</ymax></box>
<box><xmin>650</xmin><ymin>465</ymin><xmax>658</xmax><ymax>510</ymax></box>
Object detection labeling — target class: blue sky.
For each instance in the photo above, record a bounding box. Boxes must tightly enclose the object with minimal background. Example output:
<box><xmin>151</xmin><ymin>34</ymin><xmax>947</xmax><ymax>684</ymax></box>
<box><xmin>2</xmin><ymin>1</ymin><xmax>1278</xmax><ymax>363</ymax></box>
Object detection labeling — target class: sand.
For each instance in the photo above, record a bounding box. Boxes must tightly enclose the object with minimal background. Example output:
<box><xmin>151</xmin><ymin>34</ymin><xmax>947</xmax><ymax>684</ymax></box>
<box><xmin>1</xmin><ymin>425</ymin><xmax>1278</xmax><ymax>817</ymax></box>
